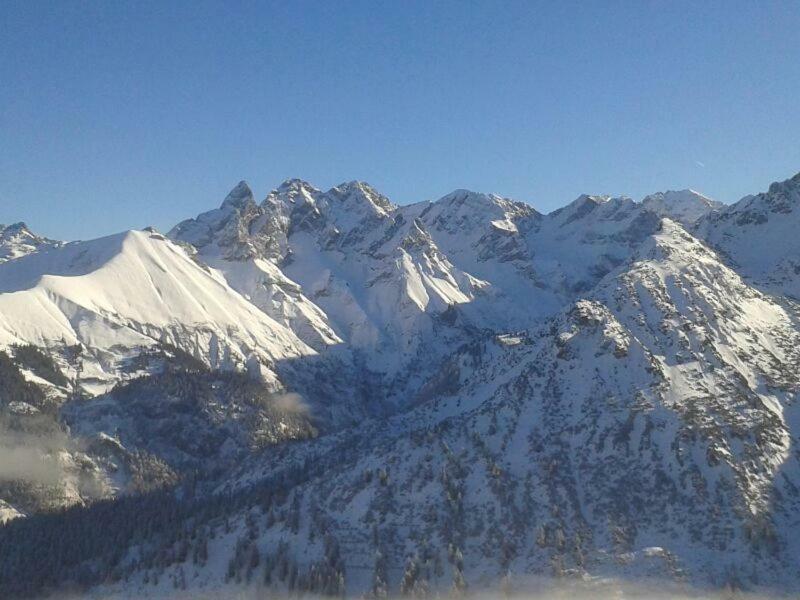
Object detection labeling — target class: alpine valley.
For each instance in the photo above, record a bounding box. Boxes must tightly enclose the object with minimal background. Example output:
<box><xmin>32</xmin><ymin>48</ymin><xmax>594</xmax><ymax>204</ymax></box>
<box><xmin>1</xmin><ymin>171</ymin><xmax>800</xmax><ymax>598</ymax></box>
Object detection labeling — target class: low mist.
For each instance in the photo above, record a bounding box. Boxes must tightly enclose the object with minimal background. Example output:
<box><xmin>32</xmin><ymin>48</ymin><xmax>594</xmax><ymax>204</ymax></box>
<box><xmin>42</xmin><ymin>577</ymin><xmax>790</xmax><ymax>600</ymax></box>
<box><xmin>269</xmin><ymin>392</ymin><xmax>311</xmax><ymax>416</ymax></box>
<box><xmin>0</xmin><ymin>426</ymin><xmax>67</xmax><ymax>487</ymax></box>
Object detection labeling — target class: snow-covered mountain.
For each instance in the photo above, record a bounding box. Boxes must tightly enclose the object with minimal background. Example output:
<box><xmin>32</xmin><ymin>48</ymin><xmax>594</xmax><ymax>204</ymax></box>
<box><xmin>0</xmin><ymin>222</ymin><xmax>59</xmax><ymax>263</ymax></box>
<box><xmin>697</xmin><ymin>171</ymin><xmax>800</xmax><ymax>299</ymax></box>
<box><xmin>641</xmin><ymin>189</ymin><xmax>722</xmax><ymax>226</ymax></box>
<box><xmin>1</xmin><ymin>171</ymin><xmax>800</xmax><ymax>598</ymax></box>
<box><xmin>79</xmin><ymin>218</ymin><xmax>795</xmax><ymax>596</ymax></box>
<box><xmin>0</xmin><ymin>224</ymin><xmax>380</xmax><ymax>522</ymax></box>
<box><xmin>0</xmin><ymin>228</ymin><xmax>316</xmax><ymax>394</ymax></box>
<box><xmin>404</xmin><ymin>190</ymin><xmax>696</xmax><ymax>324</ymax></box>
<box><xmin>169</xmin><ymin>181</ymin><xmax>342</xmax><ymax>352</ymax></box>
<box><xmin>172</xmin><ymin>180</ymin><xmax>493</xmax><ymax>399</ymax></box>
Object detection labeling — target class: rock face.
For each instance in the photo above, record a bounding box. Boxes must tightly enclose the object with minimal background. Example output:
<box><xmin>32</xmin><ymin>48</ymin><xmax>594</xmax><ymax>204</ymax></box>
<box><xmin>180</xmin><ymin>219</ymin><xmax>800</xmax><ymax>595</ymax></box>
<box><xmin>1</xmin><ymin>172</ymin><xmax>800</xmax><ymax>598</ymax></box>
<box><xmin>697</xmin><ymin>171</ymin><xmax>800</xmax><ymax>299</ymax></box>
<box><xmin>0</xmin><ymin>222</ymin><xmax>59</xmax><ymax>263</ymax></box>
<box><xmin>171</xmin><ymin>180</ymin><xmax>493</xmax><ymax>400</ymax></box>
<box><xmin>170</xmin><ymin>181</ymin><xmax>341</xmax><ymax>352</ymax></box>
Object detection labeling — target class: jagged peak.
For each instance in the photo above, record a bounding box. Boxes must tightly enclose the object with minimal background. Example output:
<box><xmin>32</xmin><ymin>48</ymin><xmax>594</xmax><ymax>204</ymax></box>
<box><xmin>708</xmin><ymin>169</ymin><xmax>800</xmax><ymax>225</ymax></box>
<box><xmin>276</xmin><ymin>178</ymin><xmax>320</xmax><ymax>194</ymax></box>
<box><xmin>325</xmin><ymin>180</ymin><xmax>395</xmax><ymax>215</ymax></box>
<box><xmin>263</xmin><ymin>179</ymin><xmax>320</xmax><ymax>211</ymax></box>
<box><xmin>767</xmin><ymin>170</ymin><xmax>800</xmax><ymax>195</ymax></box>
<box><xmin>169</xmin><ymin>183</ymin><xmax>261</xmax><ymax>252</ymax></box>
<box><xmin>0</xmin><ymin>221</ymin><xmax>58</xmax><ymax>263</ymax></box>
<box><xmin>332</xmin><ymin>179</ymin><xmax>375</xmax><ymax>193</ymax></box>
<box><xmin>576</xmin><ymin>193</ymin><xmax>614</xmax><ymax>205</ymax></box>
<box><xmin>441</xmin><ymin>188</ymin><xmax>497</xmax><ymax>200</ymax></box>
<box><xmin>553</xmin><ymin>194</ymin><xmax>608</xmax><ymax>214</ymax></box>
<box><xmin>426</xmin><ymin>189</ymin><xmax>539</xmax><ymax>226</ymax></box>
<box><xmin>437</xmin><ymin>188</ymin><xmax>509</xmax><ymax>207</ymax></box>
<box><xmin>641</xmin><ymin>189</ymin><xmax>722</xmax><ymax>226</ymax></box>
<box><xmin>549</xmin><ymin>193</ymin><xmax>634</xmax><ymax>225</ymax></box>
<box><xmin>0</xmin><ymin>222</ymin><xmax>49</xmax><ymax>243</ymax></box>
<box><xmin>0</xmin><ymin>221</ymin><xmax>32</xmax><ymax>235</ymax></box>
<box><xmin>642</xmin><ymin>188</ymin><xmax>718</xmax><ymax>206</ymax></box>
<box><xmin>220</xmin><ymin>180</ymin><xmax>256</xmax><ymax>211</ymax></box>
<box><xmin>440</xmin><ymin>188</ymin><xmax>529</xmax><ymax>207</ymax></box>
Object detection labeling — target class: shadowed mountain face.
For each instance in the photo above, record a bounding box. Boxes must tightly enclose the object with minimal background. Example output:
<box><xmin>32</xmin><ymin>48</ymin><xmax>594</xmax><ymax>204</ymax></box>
<box><xmin>0</xmin><ymin>172</ymin><xmax>799</xmax><ymax>598</ymax></box>
<box><xmin>696</xmin><ymin>171</ymin><xmax>800</xmax><ymax>299</ymax></box>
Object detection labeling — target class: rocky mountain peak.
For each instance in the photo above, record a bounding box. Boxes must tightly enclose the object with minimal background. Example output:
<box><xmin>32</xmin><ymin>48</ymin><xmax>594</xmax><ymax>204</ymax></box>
<box><xmin>695</xmin><ymin>169</ymin><xmax>800</xmax><ymax>298</ymax></box>
<box><xmin>767</xmin><ymin>170</ymin><xmax>800</xmax><ymax>195</ymax></box>
<box><xmin>0</xmin><ymin>222</ymin><xmax>31</xmax><ymax>235</ymax></box>
<box><xmin>0</xmin><ymin>222</ymin><xmax>58</xmax><ymax>263</ymax></box>
<box><xmin>262</xmin><ymin>179</ymin><xmax>322</xmax><ymax>228</ymax></box>
<box><xmin>437</xmin><ymin>189</ymin><xmax>535</xmax><ymax>219</ymax></box>
<box><xmin>326</xmin><ymin>180</ymin><xmax>395</xmax><ymax>218</ymax></box>
<box><xmin>410</xmin><ymin>190</ymin><xmax>540</xmax><ymax>244</ymax></box>
<box><xmin>759</xmin><ymin>171</ymin><xmax>800</xmax><ymax>215</ymax></box>
<box><xmin>272</xmin><ymin>178</ymin><xmax>320</xmax><ymax>200</ymax></box>
<box><xmin>641</xmin><ymin>189</ymin><xmax>722</xmax><ymax>225</ymax></box>
<box><xmin>5</xmin><ymin>169</ymin><xmax>800</xmax><ymax>597</ymax></box>
<box><xmin>219</xmin><ymin>180</ymin><xmax>256</xmax><ymax>211</ymax></box>
<box><xmin>550</xmin><ymin>194</ymin><xmax>635</xmax><ymax>226</ymax></box>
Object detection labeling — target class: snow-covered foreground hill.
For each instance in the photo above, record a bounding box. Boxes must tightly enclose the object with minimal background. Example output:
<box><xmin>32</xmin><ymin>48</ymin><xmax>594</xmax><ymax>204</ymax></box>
<box><xmin>1</xmin><ymin>172</ymin><xmax>800</xmax><ymax>598</ymax></box>
<box><xmin>0</xmin><ymin>229</ymin><xmax>317</xmax><ymax>393</ymax></box>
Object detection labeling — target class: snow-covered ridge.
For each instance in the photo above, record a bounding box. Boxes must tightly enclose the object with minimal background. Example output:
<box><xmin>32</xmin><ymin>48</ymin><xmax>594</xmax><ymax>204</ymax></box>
<box><xmin>171</xmin><ymin>181</ymin><xmax>492</xmax><ymax>388</ymax></box>
<box><xmin>171</xmin><ymin>182</ymin><xmax>342</xmax><ymax>352</ymax></box>
<box><xmin>697</xmin><ymin>170</ymin><xmax>800</xmax><ymax>298</ymax></box>
<box><xmin>0</xmin><ymin>229</ymin><xmax>316</xmax><ymax>394</ymax></box>
<box><xmin>4</xmin><ymin>169</ymin><xmax>800</xmax><ymax>598</ymax></box>
<box><xmin>179</xmin><ymin>217</ymin><xmax>800</xmax><ymax>597</ymax></box>
<box><xmin>0</xmin><ymin>222</ymin><xmax>59</xmax><ymax>263</ymax></box>
<box><xmin>641</xmin><ymin>189</ymin><xmax>722</xmax><ymax>225</ymax></box>
<box><xmin>168</xmin><ymin>177</ymin><xmax>730</xmax><ymax>381</ymax></box>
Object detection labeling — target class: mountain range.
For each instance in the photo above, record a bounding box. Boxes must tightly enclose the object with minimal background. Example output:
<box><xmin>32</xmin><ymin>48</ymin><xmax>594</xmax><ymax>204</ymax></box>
<box><xmin>0</xmin><ymin>171</ymin><xmax>799</xmax><ymax>598</ymax></box>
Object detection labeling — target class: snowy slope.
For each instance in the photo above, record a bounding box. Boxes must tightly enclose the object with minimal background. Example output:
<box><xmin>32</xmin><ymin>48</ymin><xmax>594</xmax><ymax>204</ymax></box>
<box><xmin>697</xmin><ymin>171</ymin><xmax>800</xmax><ymax>299</ymax></box>
<box><xmin>0</xmin><ymin>501</ymin><xmax>22</xmax><ymax>524</ymax></box>
<box><xmin>170</xmin><ymin>182</ymin><xmax>341</xmax><ymax>352</ymax></box>
<box><xmin>0</xmin><ymin>226</ymin><xmax>370</xmax><ymax>517</ymax></box>
<box><xmin>3</xmin><ymin>170</ymin><xmax>800</xmax><ymax>599</ymax></box>
<box><xmin>0</xmin><ymin>229</ymin><xmax>316</xmax><ymax>393</ymax></box>
<box><xmin>37</xmin><ymin>218</ymin><xmax>798</xmax><ymax>599</ymax></box>
<box><xmin>405</xmin><ymin>190</ymin><xmax>714</xmax><ymax>328</ymax></box>
<box><xmin>641</xmin><ymin>189</ymin><xmax>722</xmax><ymax>226</ymax></box>
<box><xmin>209</xmin><ymin>220</ymin><xmax>800</xmax><ymax>592</ymax></box>
<box><xmin>173</xmin><ymin>180</ymin><xmax>492</xmax><ymax>394</ymax></box>
<box><xmin>400</xmin><ymin>190</ymin><xmax>554</xmax><ymax>329</ymax></box>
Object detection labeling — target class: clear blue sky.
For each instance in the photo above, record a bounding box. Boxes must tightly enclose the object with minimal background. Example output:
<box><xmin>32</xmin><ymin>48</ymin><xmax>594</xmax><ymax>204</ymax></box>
<box><xmin>2</xmin><ymin>1</ymin><xmax>800</xmax><ymax>240</ymax></box>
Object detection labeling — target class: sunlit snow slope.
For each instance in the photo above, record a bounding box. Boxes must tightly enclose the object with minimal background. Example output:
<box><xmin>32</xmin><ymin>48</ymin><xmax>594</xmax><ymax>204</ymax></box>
<box><xmin>0</xmin><ymin>229</ymin><xmax>315</xmax><ymax>393</ymax></box>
